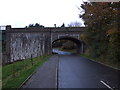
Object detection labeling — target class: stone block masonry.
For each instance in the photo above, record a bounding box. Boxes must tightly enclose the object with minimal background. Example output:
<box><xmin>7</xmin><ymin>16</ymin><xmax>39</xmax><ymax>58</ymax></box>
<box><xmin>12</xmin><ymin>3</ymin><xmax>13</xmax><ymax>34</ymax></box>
<box><xmin>4</xmin><ymin>25</ymin><xmax>86</xmax><ymax>64</ymax></box>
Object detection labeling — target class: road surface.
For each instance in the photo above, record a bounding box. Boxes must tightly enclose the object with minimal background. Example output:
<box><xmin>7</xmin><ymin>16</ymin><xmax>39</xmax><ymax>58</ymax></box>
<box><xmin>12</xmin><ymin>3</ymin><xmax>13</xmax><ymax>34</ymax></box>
<box><xmin>22</xmin><ymin>49</ymin><xmax>120</xmax><ymax>89</ymax></box>
<box><xmin>22</xmin><ymin>55</ymin><xmax>58</xmax><ymax>88</ymax></box>
<box><xmin>52</xmin><ymin>48</ymin><xmax>72</xmax><ymax>55</ymax></box>
<box><xmin>58</xmin><ymin>54</ymin><xmax>120</xmax><ymax>89</ymax></box>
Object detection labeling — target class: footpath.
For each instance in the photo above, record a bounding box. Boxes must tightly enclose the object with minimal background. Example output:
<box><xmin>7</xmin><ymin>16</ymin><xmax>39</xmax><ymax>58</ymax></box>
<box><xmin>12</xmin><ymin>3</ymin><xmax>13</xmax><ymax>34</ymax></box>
<box><xmin>22</xmin><ymin>55</ymin><xmax>59</xmax><ymax>88</ymax></box>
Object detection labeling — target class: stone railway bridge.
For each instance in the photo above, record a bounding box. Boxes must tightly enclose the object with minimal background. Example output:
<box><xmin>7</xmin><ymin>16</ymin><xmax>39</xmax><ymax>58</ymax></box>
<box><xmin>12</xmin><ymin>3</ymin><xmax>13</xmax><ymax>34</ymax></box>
<box><xmin>4</xmin><ymin>25</ymin><xmax>86</xmax><ymax>64</ymax></box>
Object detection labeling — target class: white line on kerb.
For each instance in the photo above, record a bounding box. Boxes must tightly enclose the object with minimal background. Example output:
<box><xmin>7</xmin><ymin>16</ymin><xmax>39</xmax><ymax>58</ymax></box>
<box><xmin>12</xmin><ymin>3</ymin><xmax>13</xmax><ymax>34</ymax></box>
<box><xmin>100</xmin><ymin>80</ymin><xmax>114</xmax><ymax>90</ymax></box>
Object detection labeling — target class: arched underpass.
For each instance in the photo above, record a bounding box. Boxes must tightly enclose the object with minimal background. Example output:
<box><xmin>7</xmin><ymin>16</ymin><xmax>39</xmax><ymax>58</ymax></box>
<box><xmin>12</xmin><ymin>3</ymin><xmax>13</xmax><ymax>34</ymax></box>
<box><xmin>52</xmin><ymin>36</ymin><xmax>84</xmax><ymax>54</ymax></box>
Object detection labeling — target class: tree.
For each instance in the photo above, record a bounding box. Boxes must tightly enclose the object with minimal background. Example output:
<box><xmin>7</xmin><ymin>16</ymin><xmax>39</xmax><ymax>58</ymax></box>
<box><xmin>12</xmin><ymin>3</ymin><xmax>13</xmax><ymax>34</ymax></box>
<box><xmin>35</xmin><ymin>23</ymin><xmax>40</xmax><ymax>27</ymax></box>
<box><xmin>61</xmin><ymin>23</ymin><xmax>65</xmax><ymax>27</ymax></box>
<box><xmin>80</xmin><ymin>2</ymin><xmax>120</xmax><ymax>61</ymax></box>
<box><xmin>28</xmin><ymin>24</ymin><xmax>34</xmax><ymax>27</ymax></box>
<box><xmin>62</xmin><ymin>41</ymin><xmax>76</xmax><ymax>49</ymax></box>
<box><xmin>68</xmin><ymin>21</ymin><xmax>82</xmax><ymax>27</ymax></box>
<box><xmin>26</xmin><ymin>23</ymin><xmax>44</xmax><ymax>28</ymax></box>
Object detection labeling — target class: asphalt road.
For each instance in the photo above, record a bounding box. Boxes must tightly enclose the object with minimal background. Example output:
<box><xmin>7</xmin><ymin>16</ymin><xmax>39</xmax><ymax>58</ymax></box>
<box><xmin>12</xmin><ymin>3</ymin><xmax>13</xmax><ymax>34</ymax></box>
<box><xmin>22</xmin><ymin>49</ymin><xmax>120</xmax><ymax>89</ymax></box>
<box><xmin>58</xmin><ymin>54</ymin><xmax>120</xmax><ymax>89</ymax></box>
<box><xmin>22</xmin><ymin>55</ymin><xmax>58</xmax><ymax>88</ymax></box>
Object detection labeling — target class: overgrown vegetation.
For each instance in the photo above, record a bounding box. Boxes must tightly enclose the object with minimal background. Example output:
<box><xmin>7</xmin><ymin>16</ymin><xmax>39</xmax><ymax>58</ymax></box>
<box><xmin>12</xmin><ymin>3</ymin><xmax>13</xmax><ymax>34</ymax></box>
<box><xmin>53</xmin><ymin>40</ymin><xmax>77</xmax><ymax>49</ymax></box>
<box><xmin>80</xmin><ymin>2</ymin><xmax>120</xmax><ymax>68</ymax></box>
<box><xmin>2</xmin><ymin>55</ymin><xmax>51</xmax><ymax>88</ymax></box>
<box><xmin>53</xmin><ymin>40</ymin><xmax>77</xmax><ymax>53</ymax></box>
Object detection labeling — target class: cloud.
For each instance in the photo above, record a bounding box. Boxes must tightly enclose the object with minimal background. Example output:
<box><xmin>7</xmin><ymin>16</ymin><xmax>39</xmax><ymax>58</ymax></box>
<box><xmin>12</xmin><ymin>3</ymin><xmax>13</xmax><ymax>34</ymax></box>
<box><xmin>0</xmin><ymin>0</ymin><xmax>84</xmax><ymax>27</ymax></box>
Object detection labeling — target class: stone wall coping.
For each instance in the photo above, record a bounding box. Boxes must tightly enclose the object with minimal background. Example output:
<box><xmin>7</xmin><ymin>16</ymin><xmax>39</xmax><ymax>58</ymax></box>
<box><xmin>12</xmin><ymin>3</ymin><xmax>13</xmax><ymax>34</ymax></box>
<box><xmin>6</xmin><ymin>27</ymin><xmax>85</xmax><ymax>33</ymax></box>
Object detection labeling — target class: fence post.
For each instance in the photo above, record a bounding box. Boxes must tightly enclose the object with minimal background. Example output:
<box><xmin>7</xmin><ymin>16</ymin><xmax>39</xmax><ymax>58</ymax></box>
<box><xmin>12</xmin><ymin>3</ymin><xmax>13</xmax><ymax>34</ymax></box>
<box><xmin>12</xmin><ymin>59</ymin><xmax>15</xmax><ymax>78</ymax></box>
<box><xmin>24</xmin><ymin>56</ymin><xmax>26</xmax><ymax>70</ymax></box>
<box><xmin>31</xmin><ymin>55</ymin><xmax>33</xmax><ymax>66</ymax></box>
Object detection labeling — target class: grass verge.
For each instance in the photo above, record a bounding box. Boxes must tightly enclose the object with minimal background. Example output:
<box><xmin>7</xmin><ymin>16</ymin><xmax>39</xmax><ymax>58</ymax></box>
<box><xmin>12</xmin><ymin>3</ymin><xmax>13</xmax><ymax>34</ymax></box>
<box><xmin>81</xmin><ymin>54</ymin><xmax>120</xmax><ymax>70</ymax></box>
<box><xmin>2</xmin><ymin>55</ymin><xmax>51</xmax><ymax>89</ymax></box>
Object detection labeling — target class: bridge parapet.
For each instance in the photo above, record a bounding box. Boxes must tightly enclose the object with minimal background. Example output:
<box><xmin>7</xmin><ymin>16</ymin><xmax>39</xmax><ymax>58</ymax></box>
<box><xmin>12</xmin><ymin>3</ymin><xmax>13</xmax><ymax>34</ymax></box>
<box><xmin>6</xmin><ymin>26</ymin><xmax>85</xmax><ymax>32</ymax></box>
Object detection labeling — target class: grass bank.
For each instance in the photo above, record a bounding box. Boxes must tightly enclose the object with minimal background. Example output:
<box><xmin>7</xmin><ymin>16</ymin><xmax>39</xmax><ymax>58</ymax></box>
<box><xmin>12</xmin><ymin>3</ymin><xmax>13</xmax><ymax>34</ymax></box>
<box><xmin>2</xmin><ymin>55</ymin><xmax>51</xmax><ymax>89</ymax></box>
<box><xmin>81</xmin><ymin>54</ymin><xmax>120</xmax><ymax>70</ymax></box>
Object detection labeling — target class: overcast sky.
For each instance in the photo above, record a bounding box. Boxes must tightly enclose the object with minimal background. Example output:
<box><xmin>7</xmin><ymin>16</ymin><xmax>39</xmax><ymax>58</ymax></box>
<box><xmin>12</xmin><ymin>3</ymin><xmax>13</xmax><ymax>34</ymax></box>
<box><xmin>0</xmin><ymin>0</ymin><xmax>86</xmax><ymax>28</ymax></box>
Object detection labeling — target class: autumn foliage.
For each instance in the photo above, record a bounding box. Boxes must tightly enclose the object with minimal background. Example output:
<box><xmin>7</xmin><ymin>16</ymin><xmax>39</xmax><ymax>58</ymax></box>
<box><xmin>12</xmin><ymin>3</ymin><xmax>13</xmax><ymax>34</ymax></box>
<box><xmin>80</xmin><ymin>2</ymin><xmax>120</xmax><ymax>62</ymax></box>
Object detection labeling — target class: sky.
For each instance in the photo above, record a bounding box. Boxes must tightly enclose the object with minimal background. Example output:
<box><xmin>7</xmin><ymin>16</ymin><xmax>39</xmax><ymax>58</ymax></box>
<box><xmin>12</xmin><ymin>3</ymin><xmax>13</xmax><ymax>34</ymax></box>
<box><xmin>0</xmin><ymin>0</ymin><xmax>87</xmax><ymax>28</ymax></box>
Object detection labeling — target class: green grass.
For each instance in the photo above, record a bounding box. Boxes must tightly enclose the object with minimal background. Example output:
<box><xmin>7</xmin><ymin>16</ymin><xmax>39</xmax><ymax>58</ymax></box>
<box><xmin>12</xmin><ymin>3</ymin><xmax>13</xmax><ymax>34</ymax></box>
<box><xmin>81</xmin><ymin>54</ymin><xmax>120</xmax><ymax>70</ymax></box>
<box><xmin>2</xmin><ymin>55</ymin><xmax>51</xmax><ymax>89</ymax></box>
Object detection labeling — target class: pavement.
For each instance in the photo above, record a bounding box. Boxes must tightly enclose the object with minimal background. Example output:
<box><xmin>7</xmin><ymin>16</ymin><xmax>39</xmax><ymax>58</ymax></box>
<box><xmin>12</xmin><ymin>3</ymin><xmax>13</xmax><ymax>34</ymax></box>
<box><xmin>22</xmin><ymin>55</ymin><xmax>59</xmax><ymax>88</ymax></box>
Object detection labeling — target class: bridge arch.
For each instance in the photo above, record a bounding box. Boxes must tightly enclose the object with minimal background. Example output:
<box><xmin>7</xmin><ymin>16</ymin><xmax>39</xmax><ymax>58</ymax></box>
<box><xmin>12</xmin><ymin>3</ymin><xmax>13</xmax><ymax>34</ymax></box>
<box><xmin>52</xmin><ymin>36</ymin><xmax>84</xmax><ymax>54</ymax></box>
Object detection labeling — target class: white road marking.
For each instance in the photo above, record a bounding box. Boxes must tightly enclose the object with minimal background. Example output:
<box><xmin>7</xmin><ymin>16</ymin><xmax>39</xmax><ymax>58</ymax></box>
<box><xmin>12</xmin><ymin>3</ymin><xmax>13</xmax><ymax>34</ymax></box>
<box><xmin>100</xmin><ymin>80</ymin><xmax>114</xmax><ymax>90</ymax></box>
<box><xmin>56</xmin><ymin>64</ymin><xmax>58</xmax><ymax>88</ymax></box>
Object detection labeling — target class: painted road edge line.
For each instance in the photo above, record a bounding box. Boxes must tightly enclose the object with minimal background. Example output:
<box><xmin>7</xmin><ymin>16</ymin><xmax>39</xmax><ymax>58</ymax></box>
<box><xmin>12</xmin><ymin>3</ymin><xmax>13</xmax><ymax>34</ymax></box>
<box><xmin>91</xmin><ymin>59</ymin><xmax>120</xmax><ymax>71</ymax></box>
<box><xmin>84</xmin><ymin>56</ymin><xmax>120</xmax><ymax>71</ymax></box>
<box><xmin>56</xmin><ymin>65</ymin><xmax>58</xmax><ymax>88</ymax></box>
<box><xmin>18</xmin><ymin>63</ymin><xmax>42</xmax><ymax>89</ymax></box>
<box><xmin>18</xmin><ymin>70</ymin><xmax>37</xmax><ymax>89</ymax></box>
<box><xmin>100</xmin><ymin>80</ymin><xmax>114</xmax><ymax>90</ymax></box>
